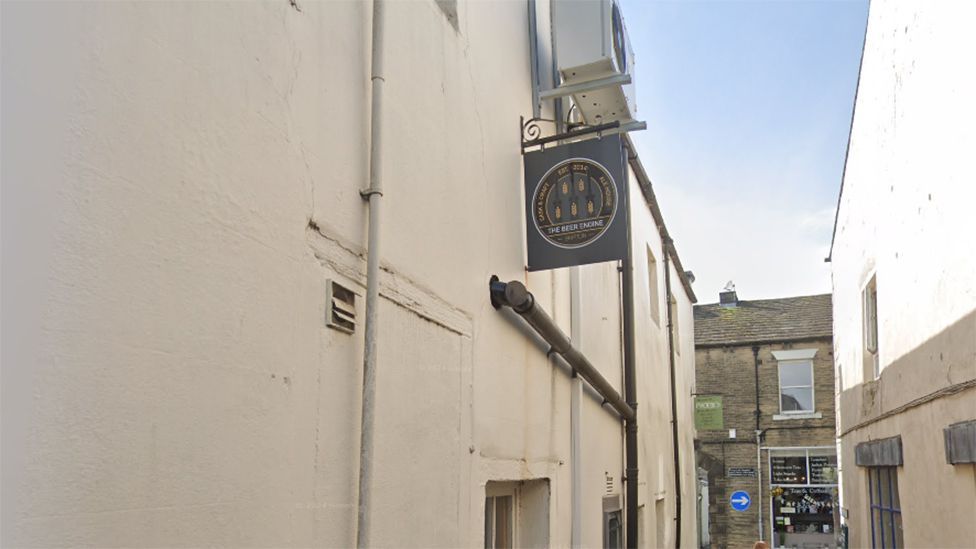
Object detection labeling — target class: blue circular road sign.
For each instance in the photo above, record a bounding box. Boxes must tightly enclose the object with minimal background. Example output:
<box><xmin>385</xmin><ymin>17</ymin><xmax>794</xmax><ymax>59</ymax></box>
<box><xmin>730</xmin><ymin>490</ymin><xmax>751</xmax><ymax>512</ymax></box>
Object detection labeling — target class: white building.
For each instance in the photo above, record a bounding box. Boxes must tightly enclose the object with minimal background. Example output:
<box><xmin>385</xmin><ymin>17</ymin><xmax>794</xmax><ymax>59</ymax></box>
<box><xmin>2</xmin><ymin>1</ymin><xmax>699</xmax><ymax>547</ymax></box>
<box><xmin>828</xmin><ymin>1</ymin><xmax>976</xmax><ymax>547</ymax></box>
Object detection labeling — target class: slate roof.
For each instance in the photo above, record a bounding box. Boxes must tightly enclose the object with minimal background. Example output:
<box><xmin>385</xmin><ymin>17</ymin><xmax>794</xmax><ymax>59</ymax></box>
<box><xmin>694</xmin><ymin>293</ymin><xmax>833</xmax><ymax>346</ymax></box>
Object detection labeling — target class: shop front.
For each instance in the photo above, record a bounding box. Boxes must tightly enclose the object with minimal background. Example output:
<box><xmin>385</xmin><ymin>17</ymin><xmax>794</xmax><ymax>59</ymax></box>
<box><xmin>767</xmin><ymin>447</ymin><xmax>840</xmax><ymax>548</ymax></box>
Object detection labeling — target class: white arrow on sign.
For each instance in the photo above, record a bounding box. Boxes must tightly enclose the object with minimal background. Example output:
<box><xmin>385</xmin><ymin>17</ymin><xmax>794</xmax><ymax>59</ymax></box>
<box><xmin>730</xmin><ymin>490</ymin><xmax>751</xmax><ymax>511</ymax></box>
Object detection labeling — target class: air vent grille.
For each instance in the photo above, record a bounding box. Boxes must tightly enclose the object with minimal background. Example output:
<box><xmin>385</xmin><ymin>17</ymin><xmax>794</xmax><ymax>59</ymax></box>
<box><xmin>327</xmin><ymin>280</ymin><xmax>356</xmax><ymax>334</ymax></box>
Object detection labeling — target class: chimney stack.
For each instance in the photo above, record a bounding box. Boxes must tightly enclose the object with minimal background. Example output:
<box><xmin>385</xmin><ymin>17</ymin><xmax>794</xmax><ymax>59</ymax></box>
<box><xmin>720</xmin><ymin>281</ymin><xmax>738</xmax><ymax>308</ymax></box>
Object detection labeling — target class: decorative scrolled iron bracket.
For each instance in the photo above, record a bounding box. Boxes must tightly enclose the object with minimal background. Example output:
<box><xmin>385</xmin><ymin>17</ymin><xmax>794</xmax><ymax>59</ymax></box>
<box><xmin>521</xmin><ymin>116</ymin><xmax>623</xmax><ymax>153</ymax></box>
<box><xmin>520</xmin><ymin>116</ymin><xmax>646</xmax><ymax>154</ymax></box>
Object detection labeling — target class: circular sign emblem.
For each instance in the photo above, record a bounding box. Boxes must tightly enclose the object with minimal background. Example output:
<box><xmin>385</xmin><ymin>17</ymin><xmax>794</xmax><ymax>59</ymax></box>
<box><xmin>532</xmin><ymin>158</ymin><xmax>618</xmax><ymax>249</ymax></box>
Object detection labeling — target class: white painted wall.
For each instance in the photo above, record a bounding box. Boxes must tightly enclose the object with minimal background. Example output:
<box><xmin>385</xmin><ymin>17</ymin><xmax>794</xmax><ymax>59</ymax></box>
<box><xmin>626</xmin><ymin>169</ymin><xmax>700</xmax><ymax>548</ymax></box>
<box><xmin>831</xmin><ymin>0</ymin><xmax>976</xmax><ymax>391</ymax></box>
<box><xmin>831</xmin><ymin>2</ymin><xmax>976</xmax><ymax>547</ymax></box>
<box><xmin>1</xmin><ymin>1</ymin><xmax>697</xmax><ymax>547</ymax></box>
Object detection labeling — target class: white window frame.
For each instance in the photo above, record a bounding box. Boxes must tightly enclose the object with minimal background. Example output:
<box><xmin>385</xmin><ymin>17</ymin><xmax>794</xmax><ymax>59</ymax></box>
<box><xmin>647</xmin><ymin>245</ymin><xmax>660</xmax><ymax>327</ymax></box>
<box><xmin>603</xmin><ymin>495</ymin><xmax>623</xmax><ymax>549</ymax></box>
<box><xmin>773</xmin><ymin>349</ymin><xmax>817</xmax><ymax>414</ymax></box>
<box><xmin>862</xmin><ymin>274</ymin><xmax>879</xmax><ymax>380</ymax></box>
<box><xmin>485</xmin><ymin>483</ymin><xmax>517</xmax><ymax>548</ymax></box>
<box><xmin>669</xmin><ymin>295</ymin><xmax>680</xmax><ymax>355</ymax></box>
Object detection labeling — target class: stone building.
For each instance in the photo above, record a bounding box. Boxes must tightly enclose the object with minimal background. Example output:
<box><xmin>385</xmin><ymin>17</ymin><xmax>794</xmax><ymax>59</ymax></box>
<box><xmin>694</xmin><ymin>290</ymin><xmax>837</xmax><ymax>549</ymax></box>
<box><xmin>1</xmin><ymin>1</ymin><xmax>700</xmax><ymax>547</ymax></box>
<box><xmin>828</xmin><ymin>1</ymin><xmax>976</xmax><ymax>547</ymax></box>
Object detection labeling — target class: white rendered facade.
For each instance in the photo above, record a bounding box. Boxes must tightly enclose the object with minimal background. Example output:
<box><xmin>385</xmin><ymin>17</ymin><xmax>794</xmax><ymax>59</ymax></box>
<box><xmin>830</xmin><ymin>1</ymin><xmax>976</xmax><ymax>547</ymax></box>
<box><xmin>1</xmin><ymin>1</ymin><xmax>698</xmax><ymax>547</ymax></box>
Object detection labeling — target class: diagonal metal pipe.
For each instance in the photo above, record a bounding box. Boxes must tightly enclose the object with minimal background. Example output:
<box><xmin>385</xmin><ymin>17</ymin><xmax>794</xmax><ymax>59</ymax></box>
<box><xmin>490</xmin><ymin>278</ymin><xmax>635</xmax><ymax>421</ymax></box>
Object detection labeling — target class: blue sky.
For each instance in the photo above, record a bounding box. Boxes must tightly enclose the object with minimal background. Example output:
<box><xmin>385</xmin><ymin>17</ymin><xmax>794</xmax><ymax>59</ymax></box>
<box><xmin>618</xmin><ymin>0</ymin><xmax>869</xmax><ymax>302</ymax></box>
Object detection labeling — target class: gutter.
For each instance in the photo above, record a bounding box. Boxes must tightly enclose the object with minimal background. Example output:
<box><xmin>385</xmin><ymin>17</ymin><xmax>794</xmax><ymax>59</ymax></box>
<box><xmin>694</xmin><ymin>334</ymin><xmax>832</xmax><ymax>349</ymax></box>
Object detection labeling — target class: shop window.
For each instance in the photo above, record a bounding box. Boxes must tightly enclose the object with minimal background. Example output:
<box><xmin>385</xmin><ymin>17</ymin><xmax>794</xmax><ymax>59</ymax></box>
<box><xmin>769</xmin><ymin>448</ymin><xmax>839</xmax><ymax>547</ymax></box>
<box><xmin>778</xmin><ymin>359</ymin><xmax>814</xmax><ymax>413</ymax></box>
<box><xmin>868</xmin><ymin>466</ymin><xmax>903</xmax><ymax>549</ymax></box>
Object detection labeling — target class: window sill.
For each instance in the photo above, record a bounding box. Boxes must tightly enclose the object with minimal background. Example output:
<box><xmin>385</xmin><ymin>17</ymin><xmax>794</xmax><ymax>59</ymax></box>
<box><xmin>773</xmin><ymin>412</ymin><xmax>822</xmax><ymax>421</ymax></box>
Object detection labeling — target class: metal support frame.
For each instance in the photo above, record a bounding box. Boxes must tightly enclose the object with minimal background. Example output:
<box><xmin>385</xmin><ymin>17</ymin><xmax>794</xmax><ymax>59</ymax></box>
<box><xmin>539</xmin><ymin>73</ymin><xmax>632</xmax><ymax>100</ymax></box>
<box><xmin>521</xmin><ymin>116</ymin><xmax>646</xmax><ymax>153</ymax></box>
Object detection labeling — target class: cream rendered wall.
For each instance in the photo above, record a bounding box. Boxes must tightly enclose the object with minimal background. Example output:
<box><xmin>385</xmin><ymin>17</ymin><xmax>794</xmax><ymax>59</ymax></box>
<box><xmin>830</xmin><ymin>1</ymin><xmax>976</xmax><ymax>547</ymax></box>
<box><xmin>2</xmin><ymin>0</ymin><xmax>696</xmax><ymax>547</ymax></box>
<box><xmin>626</xmin><ymin>169</ymin><xmax>700</xmax><ymax>549</ymax></box>
<box><xmin>3</xmin><ymin>2</ymin><xmax>369</xmax><ymax>546</ymax></box>
<box><xmin>629</xmin><ymin>174</ymin><xmax>673</xmax><ymax>547</ymax></box>
<box><xmin>671</xmin><ymin>260</ymin><xmax>699</xmax><ymax>549</ymax></box>
<box><xmin>832</xmin><ymin>0</ymin><xmax>976</xmax><ymax>392</ymax></box>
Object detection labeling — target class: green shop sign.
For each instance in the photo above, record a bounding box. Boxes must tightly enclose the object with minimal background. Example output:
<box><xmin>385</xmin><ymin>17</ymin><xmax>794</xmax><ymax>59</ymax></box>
<box><xmin>694</xmin><ymin>396</ymin><xmax>724</xmax><ymax>430</ymax></box>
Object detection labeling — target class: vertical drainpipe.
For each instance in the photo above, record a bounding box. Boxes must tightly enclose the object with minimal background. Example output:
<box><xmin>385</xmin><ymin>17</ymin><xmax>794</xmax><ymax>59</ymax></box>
<box><xmin>621</xmin><ymin>209</ymin><xmax>639</xmax><ymax>549</ymax></box>
<box><xmin>663</xmin><ymin>238</ymin><xmax>682</xmax><ymax>548</ymax></box>
<box><xmin>570</xmin><ymin>267</ymin><xmax>583</xmax><ymax>549</ymax></box>
<box><xmin>544</xmin><ymin>9</ymin><xmax>580</xmax><ymax>546</ymax></box>
<box><xmin>357</xmin><ymin>0</ymin><xmax>385</xmax><ymax>546</ymax></box>
<box><xmin>527</xmin><ymin>0</ymin><xmax>541</xmax><ymax>120</ymax></box>
<box><xmin>753</xmin><ymin>345</ymin><xmax>763</xmax><ymax>543</ymax></box>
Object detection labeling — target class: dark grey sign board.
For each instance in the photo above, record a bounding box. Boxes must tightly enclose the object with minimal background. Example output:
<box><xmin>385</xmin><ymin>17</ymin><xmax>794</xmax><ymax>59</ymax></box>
<box><xmin>809</xmin><ymin>455</ymin><xmax>838</xmax><ymax>484</ymax></box>
<box><xmin>523</xmin><ymin>135</ymin><xmax>628</xmax><ymax>271</ymax></box>
<box><xmin>770</xmin><ymin>456</ymin><xmax>808</xmax><ymax>485</ymax></box>
<box><xmin>728</xmin><ymin>467</ymin><xmax>756</xmax><ymax>478</ymax></box>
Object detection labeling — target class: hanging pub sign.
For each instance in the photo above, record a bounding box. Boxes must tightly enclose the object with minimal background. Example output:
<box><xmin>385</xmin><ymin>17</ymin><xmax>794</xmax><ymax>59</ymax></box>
<box><xmin>523</xmin><ymin>134</ymin><xmax>628</xmax><ymax>271</ymax></box>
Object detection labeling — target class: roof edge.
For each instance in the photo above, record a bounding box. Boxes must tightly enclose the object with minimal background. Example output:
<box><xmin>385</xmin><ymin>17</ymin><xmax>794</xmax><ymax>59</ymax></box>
<box><xmin>828</xmin><ymin>2</ymin><xmax>872</xmax><ymax>263</ymax></box>
<box><xmin>694</xmin><ymin>293</ymin><xmax>832</xmax><ymax>308</ymax></box>
<box><xmin>622</xmin><ymin>133</ymin><xmax>697</xmax><ymax>304</ymax></box>
<box><xmin>695</xmin><ymin>334</ymin><xmax>833</xmax><ymax>349</ymax></box>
